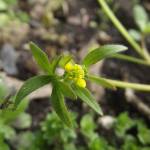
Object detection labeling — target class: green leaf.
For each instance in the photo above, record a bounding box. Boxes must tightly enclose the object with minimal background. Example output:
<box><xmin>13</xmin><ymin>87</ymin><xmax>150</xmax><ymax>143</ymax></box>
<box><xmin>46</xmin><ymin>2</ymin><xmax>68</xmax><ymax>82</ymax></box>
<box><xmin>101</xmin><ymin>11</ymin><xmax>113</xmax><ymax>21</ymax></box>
<box><xmin>57</xmin><ymin>81</ymin><xmax>77</xmax><ymax>100</ymax></box>
<box><xmin>133</xmin><ymin>5</ymin><xmax>148</xmax><ymax>31</ymax></box>
<box><xmin>115</xmin><ymin>112</ymin><xmax>135</xmax><ymax>138</ymax></box>
<box><xmin>122</xmin><ymin>135</ymin><xmax>138</xmax><ymax>150</ymax></box>
<box><xmin>73</xmin><ymin>85</ymin><xmax>103</xmax><ymax>115</ymax></box>
<box><xmin>29</xmin><ymin>42</ymin><xmax>51</xmax><ymax>74</ymax></box>
<box><xmin>143</xmin><ymin>22</ymin><xmax>150</xmax><ymax>34</ymax></box>
<box><xmin>0</xmin><ymin>1</ymin><xmax>7</xmax><ymax>10</ymax></box>
<box><xmin>87</xmin><ymin>75</ymin><xmax>115</xmax><ymax>89</ymax></box>
<box><xmin>138</xmin><ymin>123</ymin><xmax>150</xmax><ymax>145</ymax></box>
<box><xmin>4</xmin><ymin>0</ymin><xmax>17</xmax><ymax>6</ymax></box>
<box><xmin>129</xmin><ymin>29</ymin><xmax>141</xmax><ymax>41</ymax></box>
<box><xmin>0</xmin><ymin>100</ymin><xmax>29</xmax><ymax>124</ymax></box>
<box><xmin>0</xmin><ymin>14</ymin><xmax>10</xmax><ymax>28</ymax></box>
<box><xmin>89</xmin><ymin>137</ymin><xmax>108</xmax><ymax>150</ymax></box>
<box><xmin>13</xmin><ymin>113</ymin><xmax>32</xmax><ymax>129</ymax></box>
<box><xmin>51</xmin><ymin>86</ymin><xmax>72</xmax><ymax>127</ymax></box>
<box><xmin>0</xmin><ymin>139</ymin><xmax>10</xmax><ymax>150</ymax></box>
<box><xmin>80</xmin><ymin>114</ymin><xmax>96</xmax><ymax>138</ymax></box>
<box><xmin>50</xmin><ymin>55</ymin><xmax>62</xmax><ymax>73</ymax></box>
<box><xmin>82</xmin><ymin>44</ymin><xmax>127</xmax><ymax>67</ymax></box>
<box><xmin>59</xmin><ymin>55</ymin><xmax>72</xmax><ymax>68</ymax></box>
<box><xmin>14</xmin><ymin>75</ymin><xmax>52</xmax><ymax>108</ymax></box>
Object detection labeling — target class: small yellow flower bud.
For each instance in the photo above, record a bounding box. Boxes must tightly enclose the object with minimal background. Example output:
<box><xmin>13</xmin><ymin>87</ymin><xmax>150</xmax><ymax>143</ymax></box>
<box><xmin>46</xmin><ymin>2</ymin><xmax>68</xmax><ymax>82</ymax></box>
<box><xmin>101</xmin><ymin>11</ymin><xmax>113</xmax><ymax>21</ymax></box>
<box><xmin>74</xmin><ymin>64</ymin><xmax>82</xmax><ymax>70</ymax></box>
<box><xmin>78</xmin><ymin>69</ymin><xmax>85</xmax><ymax>78</ymax></box>
<box><xmin>65</xmin><ymin>62</ymin><xmax>73</xmax><ymax>72</ymax></box>
<box><xmin>76</xmin><ymin>78</ymin><xmax>86</xmax><ymax>88</ymax></box>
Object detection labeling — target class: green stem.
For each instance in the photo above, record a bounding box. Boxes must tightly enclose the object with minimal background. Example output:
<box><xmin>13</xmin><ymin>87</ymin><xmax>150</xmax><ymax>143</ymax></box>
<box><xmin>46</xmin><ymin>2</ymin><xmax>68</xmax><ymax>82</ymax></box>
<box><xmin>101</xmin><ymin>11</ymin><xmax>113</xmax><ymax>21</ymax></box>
<box><xmin>111</xmin><ymin>54</ymin><xmax>150</xmax><ymax>66</ymax></box>
<box><xmin>97</xmin><ymin>0</ymin><xmax>147</xmax><ymax>60</ymax></box>
<box><xmin>102</xmin><ymin>77</ymin><xmax>150</xmax><ymax>92</ymax></box>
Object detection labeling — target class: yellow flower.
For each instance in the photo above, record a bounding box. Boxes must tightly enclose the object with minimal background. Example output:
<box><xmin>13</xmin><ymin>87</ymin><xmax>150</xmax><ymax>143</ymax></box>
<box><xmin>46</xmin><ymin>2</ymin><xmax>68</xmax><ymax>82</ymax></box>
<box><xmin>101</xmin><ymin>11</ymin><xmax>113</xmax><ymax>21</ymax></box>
<box><xmin>65</xmin><ymin>62</ymin><xmax>73</xmax><ymax>72</ymax></box>
<box><xmin>64</xmin><ymin>62</ymin><xmax>86</xmax><ymax>88</ymax></box>
<box><xmin>76</xmin><ymin>78</ymin><xmax>86</xmax><ymax>88</ymax></box>
<box><xmin>74</xmin><ymin>64</ymin><xmax>82</xmax><ymax>70</ymax></box>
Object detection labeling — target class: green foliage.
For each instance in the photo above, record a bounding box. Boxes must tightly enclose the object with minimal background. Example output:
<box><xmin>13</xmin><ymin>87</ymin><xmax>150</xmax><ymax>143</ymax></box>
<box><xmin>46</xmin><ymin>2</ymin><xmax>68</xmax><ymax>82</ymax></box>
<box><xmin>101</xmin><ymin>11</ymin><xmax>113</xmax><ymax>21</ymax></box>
<box><xmin>0</xmin><ymin>0</ymin><xmax>29</xmax><ymax>28</ymax></box>
<box><xmin>14</xmin><ymin>75</ymin><xmax>52</xmax><ymax>108</ymax></box>
<box><xmin>133</xmin><ymin>5</ymin><xmax>148</xmax><ymax>32</ymax></box>
<box><xmin>14</xmin><ymin>41</ymin><xmax>150</xmax><ymax>127</ymax></box>
<box><xmin>73</xmin><ymin>85</ymin><xmax>103</xmax><ymax>115</ymax></box>
<box><xmin>57</xmin><ymin>81</ymin><xmax>77</xmax><ymax>100</ymax></box>
<box><xmin>137</xmin><ymin>122</ymin><xmax>150</xmax><ymax>145</ymax></box>
<box><xmin>30</xmin><ymin>42</ymin><xmax>51</xmax><ymax>74</ymax></box>
<box><xmin>51</xmin><ymin>85</ymin><xmax>72</xmax><ymax>127</ymax></box>
<box><xmin>0</xmin><ymin>100</ymin><xmax>30</xmax><ymax>150</ymax></box>
<box><xmin>129</xmin><ymin>29</ymin><xmax>141</xmax><ymax>41</ymax></box>
<box><xmin>115</xmin><ymin>112</ymin><xmax>136</xmax><ymax>137</ymax></box>
<box><xmin>0</xmin><ymin>110</ymin><xmax>149</xmax><ymax>150</ymax></box>
<box><xmin>82</xmin><ymin>44</ymin><xmax>127</xmax><ymax>67</ymax></box>
<box><xmin>131</xmin><ymin>4</ymin><xmax>150</xmax><ymax>39</ymax></box>
<box><xmin>14</xmin><ymin>42</ymin><xmax>128</xmax><ymax>126</ymax></box>
<box><xmin>17</xmin><ymin>112</ymin><xmax>77</xmax><ymax>150</ymax></box>
<box><xmin>80</xmin><ymin>114</ymin><xmax>96</xmax><ymax>138</ymax></box>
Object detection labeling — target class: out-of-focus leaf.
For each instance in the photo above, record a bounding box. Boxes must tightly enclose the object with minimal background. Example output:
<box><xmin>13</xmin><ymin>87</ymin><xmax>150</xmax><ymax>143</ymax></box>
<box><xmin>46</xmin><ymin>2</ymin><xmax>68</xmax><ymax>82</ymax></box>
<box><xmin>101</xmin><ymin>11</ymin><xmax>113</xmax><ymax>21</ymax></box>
<box><xmin>0</xmin><ymin>138</ymin><xmax>10</xmax><ymax>150</ymax></box>
<box><xmin>51</xmin><ymin>86</ymin><xmax>72</xmax><ymax>127</ymax></box>
<box><xmin>14</xmin><ymin>75</ymin><xmax>52</xmax><ymax>108</ymax></box>
<box><xmin>80</xmin><ymin>114</ymin><xmax>96</xmax><ymax>138</ymax></box>
<box><xmin>122</xmin><ymin>135</ymin><xmax>139</xmax><ymax>150</ymax></box>
<box><xmin>17</xmin><ymin>12</ymin><xmax>30</xmax><ymax>23</ymax></box>
<box><xmin>115</xmin><ymin>112</ymin><xmax>135</xmax><ymax>137</ymax></box>
<box><xmin>138</xmin><ymin>123</ymin><xmax>150</xmax><ymax>145</ymax></box>
<box><xmin>0</xmin><ymin>1</ymin><xmax>7</xmax><ymax>10</ymax></box>
<box><xmin>133</xmin><ymin>5</ymin><xmax>148</xmax><ymax>31</ymax></box>
<box><xmin>0</xmin><ymin>121</ymin><xmax>15</xmax><ymax>140</ymax></box>
<box><xmin>4</xmin><ymin>0</ymin><xmax>17</xmax><ymax>6</ymax></box>
<box><xmin>0</xmin><ymin>100</ymin><xmax>29</xmax><ymax>124</ymax></box>
<box><xmin>129</xmin><ymin>29</ymin><xmax>141</xmax><ymax>41</ymax></box>
<box><xmin>82</xmin><ymin>44</ymin><xmax>127</xmax><ymax>67</ymax></box>
<box><xmin>143</xmin><ymin>22</ymin><xmax>150</xmax><ymax>34</ymax></box>
<box><xmin>0</xmin><ymin>14</ymin><xmax>10</xmax><ymax>28</ymax></box>
<box><xmin>89</xmin><ymin>137</ymin><xmax>108</xmax><ymax>150</ymax></box>
<box><xmin>73</xmin><ymin>85</ymin><xmax>103</xmax><ymax>115</ymax></box>
<box><xmin>12</xmin><ymin>113</ymin><xmax>32</xmax><ymax>129</ymax></box>
<box><xmin>29</xmin><ymin>42</ymin><xmax>51</xmax><ymax>74</ymax></box>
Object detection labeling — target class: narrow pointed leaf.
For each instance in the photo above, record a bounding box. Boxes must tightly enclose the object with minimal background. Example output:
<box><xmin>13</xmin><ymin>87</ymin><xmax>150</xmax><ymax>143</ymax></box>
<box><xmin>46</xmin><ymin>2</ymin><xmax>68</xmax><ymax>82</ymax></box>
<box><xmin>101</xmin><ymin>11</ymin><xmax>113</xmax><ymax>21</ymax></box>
<box><xmin>82</xmin><ymin>44</ymin><xmax>127</xmax><ymax>67</ymax></box>
<box><xmin>51</xmin><ymin>86</ymin><xmax>72</xmax><ymax>127</ymax></box>
<box><xmin>50</xmin><ymin>55</ymin><xmax>62</xmax><ymax>73</ymax></box>
<box><xmin>87</xmin><ymin>75</ymin><xmax>115</xmax><ymax>89</ymax></box>
<box><xmin>73</xmin><ymin>85</ymin><xmax>103</xmax><ymax>115</ymax></box>
<box><xmin>59</xmin><ymin>55</ymin><xmax>72</xmax><ymax>68</ymax></box>
<box><xmin>58</xmin><ymin>81</ymin><xmax>77</xmax><ymax>99</ymax></box>
<box><xmin>133</xmin><ymin>5</ymin><xmax>148</xmax><ymax>31</ymax></box>
<box><xmin>14</xmin><ymin>75</ymin><xmax>52</xmax><ymax>108</ymax></box>
<box><xmin>30</xmin><ymin>42</ymin><xmax>51</xmax><ymax>73</ymax></box>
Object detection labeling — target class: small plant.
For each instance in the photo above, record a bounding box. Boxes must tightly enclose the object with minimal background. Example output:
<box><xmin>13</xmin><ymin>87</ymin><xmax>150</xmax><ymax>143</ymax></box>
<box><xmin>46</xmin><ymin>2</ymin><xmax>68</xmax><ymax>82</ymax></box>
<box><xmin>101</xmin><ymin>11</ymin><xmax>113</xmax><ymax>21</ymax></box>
<box><xmin>0</xmin><ymin>0</ymin><xmax>29</xmax><ymax>27</ymax></box>
<box><xmin>12</xmin><ymin>42</ymin><xmax>150</xmax><ymax>127</ymax></box>
<box><xmin>98</xmin><ymin>0</ymin><xmax>150</xmax><ymax>66</ymax></box>
<box><xmin>7</xmin><ymin>111</ymin><xmax>150</xmax><ymax>150</ymax></box>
